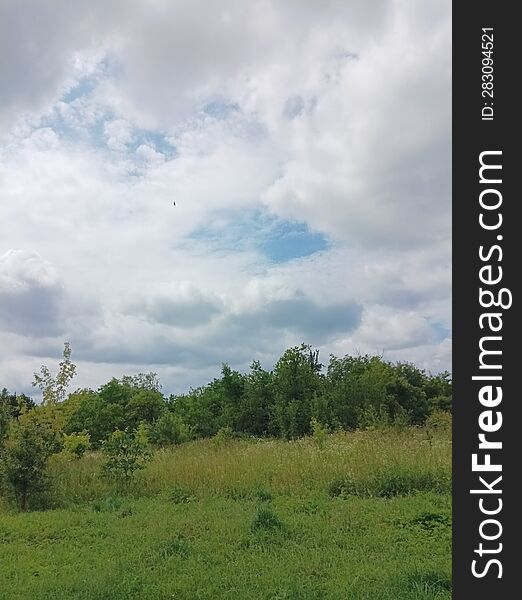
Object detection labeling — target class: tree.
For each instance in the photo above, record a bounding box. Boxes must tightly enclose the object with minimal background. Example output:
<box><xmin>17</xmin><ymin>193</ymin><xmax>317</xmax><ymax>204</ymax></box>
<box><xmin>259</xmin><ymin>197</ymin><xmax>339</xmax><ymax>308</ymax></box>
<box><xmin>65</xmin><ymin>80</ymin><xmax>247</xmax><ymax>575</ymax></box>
<box><xmin>1</xmin><ymin>389</ymin><xmax>35</xmax><ymax>444</ymax></box>
<box><xmin>101</xmin><ymin>428</ymin><xmax>151</xmax><ymax>486</ymax></box>
<box><xmin>236</xmin><ymin>361</ymin><xmax>273</xmax><ymax>436</ymax></box>
<box><xmin>127</xmin><ymin>389</ymin><xmax>165</xmax><ymax>428</ymax></box>
<box><xmin>271</xmin><ymin>345</ymin><xmax>322</xmax><ymax>438</ymax></box>
<box><xmin>64</xmin><ymin>390</ymin><xmax>126</xmax><ymax>448</ymax></box>
<box><xmin>1</xmin><ymin>388</ymin><xmax>35</xmax><ymax>419</ymax></box>
<box><xmin>150</xmin><ymin>411</ymin><xmax>190</xmax><ymax>446</ymax></box>
<box><xmin>32</xmin><ymin>342</ymin><xmax>77</xmax><ymax>405</ymax></box>
<box><xmin>120</xmin><ymin>372</ymin><xmax>162</xmax><ymax>392</ymax></box>
<box><xmin>218</xmin><ymin>364</ymin><xmax>245</xmax><ymax>430</ymax></box>
<box><xmin>0</xmin><ymin>419</ymin><xmax>56</xmax><ymax>510</ymax></box>
<box><xmin>324</xmin><ymin>355</ymin><xmax>393</xmax><ymax>429</ymax></box>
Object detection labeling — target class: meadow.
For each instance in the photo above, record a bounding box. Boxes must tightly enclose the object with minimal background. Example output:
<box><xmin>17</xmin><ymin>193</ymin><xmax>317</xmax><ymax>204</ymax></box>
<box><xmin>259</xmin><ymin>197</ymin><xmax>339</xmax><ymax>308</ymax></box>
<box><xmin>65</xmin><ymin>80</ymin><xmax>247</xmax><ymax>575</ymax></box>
<box><xmin>0</xmin><ymin>427</ymin><xmax>451</xmax><ymax>600</ymax></box>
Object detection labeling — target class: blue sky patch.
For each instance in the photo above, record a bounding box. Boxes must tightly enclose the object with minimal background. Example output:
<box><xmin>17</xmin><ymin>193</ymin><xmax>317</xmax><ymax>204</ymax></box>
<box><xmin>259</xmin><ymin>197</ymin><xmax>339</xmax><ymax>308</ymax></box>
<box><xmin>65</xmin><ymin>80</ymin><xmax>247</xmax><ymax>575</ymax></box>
<box><xmin>130</xmin><ymin>130</ymin><xmax>176</xmax><ymax>159</ymax></box>
<box><xmin>61</xmin><ymin>76</ymin><xmax>99</xmax><ymax>103</ymax></box>
<box><xmin>430</xmin><ymin>321</ymin><xmax>451</xmax><ymax>342</ymax></box>
<box><xmin>189</xmin><ymin>209</ymin><xmax>329</xmax><ymax>263</ymax></box>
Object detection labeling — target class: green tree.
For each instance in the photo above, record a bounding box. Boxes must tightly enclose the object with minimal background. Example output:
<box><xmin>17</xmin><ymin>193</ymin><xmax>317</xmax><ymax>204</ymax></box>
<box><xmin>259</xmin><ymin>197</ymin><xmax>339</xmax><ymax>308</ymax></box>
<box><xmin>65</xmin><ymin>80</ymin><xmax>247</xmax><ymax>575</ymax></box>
<box><xmin>127</xmin><ymin>389</ymin><xmax>165</xmax><ymax>428</ymax></box>
<box><xmin>236</xmin><ymin>361</ymin><xmax>273</xmax><ymax>436</ymax></box>
<box><xmin>98</xmin><ymin>378</ymin><xmax>134</xmax><ymax>407</ymax></box>
<box><xmin>0</xmin><ymin>419</ymin><xmax>56</xmax><ymax>510</ymax></box>
<box><xmin>271</xmin><ymin>345</ymin><xmax>322</xmax><ymax>438</ymax></box>
<box><xmin>120</xmin><ymin>372</ymin><xmax>162</xmax><ymax>392</ymax></box>
<box><xmin>150</xmin><ymin>411</ymin><xmax>190</xmax><ymax>446</ymax></box>
<box><xmin>101</xmin><ymin>428</ymin><xmax>151</xmax><ymax>486</ymax></box>
<box><xmin>218</xmin><ymin>364</ymin><xmax>245</xmax><ymax>430</ymax></box>
<box><xmin>170</xmin><ymin>384</ymin><xmax>223</xmax><ymax>438</ymax></box>
<box><xmin>64</xmin><ymin>390</ymin><xmax>126</xmax><ymax>448</ymax></box>
<box><xmin>32</xmin><ymin>342</ymin><xmax>77</xmax><ymax>405</ymax></box>
<box><xmin>324</xmin><ymin>355</ymin><xmax>394</xmax><ymax>429</ymax></box>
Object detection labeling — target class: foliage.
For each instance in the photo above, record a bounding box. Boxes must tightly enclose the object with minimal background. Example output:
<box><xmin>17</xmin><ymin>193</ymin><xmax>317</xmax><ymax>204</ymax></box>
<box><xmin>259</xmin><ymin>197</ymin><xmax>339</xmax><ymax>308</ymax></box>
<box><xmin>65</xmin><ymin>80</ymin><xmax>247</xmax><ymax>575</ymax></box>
<box><xmin>120</xmin><ymin>372</ymin><xmax>162</xmax><ymax>392</ymax></box>
<box><xmin>425</xmin><ymin>410</ymin><xmax>452</xmax><ymax>447</ymax></box>
<box><xmin>310</xmin><ymin>417</ymin><xmax>329</xmax><ymax>449</ymax></box>
<box><xmin>0</xmin><ymin>419</ymin><xmax>56</xmax><ymax>510</ymax></box>
<box><xmin>150</xmin><ymin>410</ymin><xmax>190</xmax><ymax>446</ymax></box>
<box><xmin>101</xmin><ymin>428</ymin><xmax>151</xmax><ymax>485</ymax></box>
<box><xmin>8</xmin><ymin>346</ymin><xmax>451</xmax><ymax>452</ymax></box>
<box><xmin>1</xmin><ymin>388</ymin><xmax>35</xmax><ymax>419</ymax></box>
<box><xmin>62</xmin><ymin>431</ymin><xmax>91</xmax><ymax>459</ymax></box>
<box><xmin>271</xmin><ymin>344</ymin><xmax>322</xmax><ymax>438</ymax></box>
<box><xmin>32</xmin><ymin>342</ymin><xmax>77</xmax><ymax>405</ymax></box>
<box><xmin>236</xmin><ymin>361</ymin><xmax>273</xmax><ymax>436</ymax></box>
<box><xmin>64</xmin><ymin>389</ymin><xmax>125</xmax><ymax>448</ymax></box>
<box><xmin>126</xmin><ymin>389</ymin><xmax>165</xmax><ymax>428</ymax></box>
<box><xmin>212</xmin><ymin>425</ymin><xmax>235</xmax><ymax>447</ymax></box>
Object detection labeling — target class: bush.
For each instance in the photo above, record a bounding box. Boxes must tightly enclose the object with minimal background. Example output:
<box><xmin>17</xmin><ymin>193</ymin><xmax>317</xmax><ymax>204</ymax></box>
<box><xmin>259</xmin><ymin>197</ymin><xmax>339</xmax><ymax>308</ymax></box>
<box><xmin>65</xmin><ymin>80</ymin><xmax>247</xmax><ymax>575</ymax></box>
<box><xmin>310</xmin><ymin>417</ymin><xmax>329</xmax><ymax>449</ymax></box>
<box><xmin>101</xmin><ymin>428</ymin><xmax>151</xmax><ymax>486</ymax></box>
<box><xmin>92</xmin><ymin>494</ymin><xmax>123</xmax><ymax>513</ymax></box>
<box><xmin>212</xmin><ymin>426</ymin><xmax>235</xmax><ymax>447</ymax></box>
<box><xmin>0</xmin><ymin>420</ymin><xmax>56</xmax><ymax>510</ymax></box>
<box><xmin>372</xmin><ymin>467</ymin><xmax>451</xmax><ymax>498</ymax></box>
<box><xmin>426</xmin><ymin>410</ymin><xmax>452</xmax><ymax>435</ymax></box>
<box><xmin>150</xmin><ymin>411</ymin><xmax>190</xmax><ymax>446</ymax></box>
<box><xmin>62</xmin><ymin>431</ymin><xmax>90</xmax><ymax>459</ymax></box>
<box><xmin>357</xmin><ymin>405</ymin><xmax>390</xmax><ymax>430</ymax></box>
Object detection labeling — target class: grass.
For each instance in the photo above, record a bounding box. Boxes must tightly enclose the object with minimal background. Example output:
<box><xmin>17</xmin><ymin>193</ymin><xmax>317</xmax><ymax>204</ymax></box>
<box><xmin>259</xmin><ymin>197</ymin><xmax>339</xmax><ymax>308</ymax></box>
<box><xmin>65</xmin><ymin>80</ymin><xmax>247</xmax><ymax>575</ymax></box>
<box><xmin>0</xmin><ymin>427</ymin><xmax>451</xmax><ymax>599</ymax></box>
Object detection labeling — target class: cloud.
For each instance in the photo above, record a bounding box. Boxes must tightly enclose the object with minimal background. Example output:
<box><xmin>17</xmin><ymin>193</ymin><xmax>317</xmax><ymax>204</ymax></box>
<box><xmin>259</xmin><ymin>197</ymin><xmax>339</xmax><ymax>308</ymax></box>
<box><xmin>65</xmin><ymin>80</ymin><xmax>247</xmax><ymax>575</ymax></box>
<box><xmin>228</xmin><ymin>295</ymin><xmax>362</xmax><ymax>343</ymax></box>
<box><xmin>0</xmin><ymin>0</ymin><xmax>451</xmax><ymax>396</ymax></box>
<box><xmin>128</xmin><ymin>284</ymin><xmax>223</xmax><ymax>328</ymax></box>
<box><xmin>0</xmin><ymin>249</ymin><xmax>64</xmax><ymax>337</ymax></box>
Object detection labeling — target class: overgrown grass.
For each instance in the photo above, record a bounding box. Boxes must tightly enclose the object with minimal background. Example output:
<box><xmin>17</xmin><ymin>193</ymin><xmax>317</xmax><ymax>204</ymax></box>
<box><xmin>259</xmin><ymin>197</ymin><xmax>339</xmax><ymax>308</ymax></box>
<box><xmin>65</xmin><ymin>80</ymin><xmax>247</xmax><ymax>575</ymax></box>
<box><xmin>0</xmin><ymin>427</ymin><xmax>451</xmax><ymax>599</ymax></box>
<box><xmin>46</xmin><ymin>428</ymin><xmax>450</xmax><ymax>505</ymax></box>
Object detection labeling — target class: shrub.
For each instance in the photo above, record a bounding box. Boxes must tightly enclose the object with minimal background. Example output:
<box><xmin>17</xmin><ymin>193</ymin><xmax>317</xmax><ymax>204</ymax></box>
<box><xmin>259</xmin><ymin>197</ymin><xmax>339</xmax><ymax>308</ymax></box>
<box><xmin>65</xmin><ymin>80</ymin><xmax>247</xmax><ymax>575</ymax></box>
<box><xmin>357</xmin><ymin>405</ymin><xmax>390</xmax><ymax>430</ymax></box>
<box><xmin>426</xmin><ymin>410</ymin><xmax>452</xmax><ymax>435</ymax></box>
<box><xmin>327</xmin><ymin>467</ymin><xmax>450</xmax><ymax>499</ymax></box>
<box><xmin>212</xmin><ymin>426</ymin><xmax>235</xmax><ymax>447</ymax></box>
<box><xmin>310</xmin><ymin>417</ymin><xmax>329</xmax><ymax>449</ymax></box>
<box><xmin>0</xmin><ymin>419</ymin><xmax>56</xmax><ymax>510</ymax></box>
<box><xmin>150</xmin><ymin>411</ymin><xmax>190</xmax><ymax>446</ymax></box>
<box><xmin>62</xmin><ymin>431</ymin><xmax>90</xmax><ymax>459</ymax></box>
<box><xmin>101</xmin><ymin>428</ymin><xmax>151</xmax><ymax>486</ymax></box>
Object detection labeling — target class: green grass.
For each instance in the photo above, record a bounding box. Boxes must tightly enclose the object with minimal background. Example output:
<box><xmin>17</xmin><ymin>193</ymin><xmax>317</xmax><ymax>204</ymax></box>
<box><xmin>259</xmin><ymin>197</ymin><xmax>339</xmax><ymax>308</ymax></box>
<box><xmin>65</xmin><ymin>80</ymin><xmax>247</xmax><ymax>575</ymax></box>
<box><xmin>0</xmin><ymin>428</ymin><xmax>451</xmax><ymax>599</ymax></box>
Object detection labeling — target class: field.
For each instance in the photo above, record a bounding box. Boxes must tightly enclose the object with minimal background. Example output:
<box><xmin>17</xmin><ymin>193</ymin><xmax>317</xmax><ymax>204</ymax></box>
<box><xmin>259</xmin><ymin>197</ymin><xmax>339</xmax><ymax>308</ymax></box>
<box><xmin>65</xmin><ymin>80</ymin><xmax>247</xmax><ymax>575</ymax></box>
<box><xmin>0</xmin><ymin>428</ymin><xmax>451</xmax><ymax>600</ymax></box>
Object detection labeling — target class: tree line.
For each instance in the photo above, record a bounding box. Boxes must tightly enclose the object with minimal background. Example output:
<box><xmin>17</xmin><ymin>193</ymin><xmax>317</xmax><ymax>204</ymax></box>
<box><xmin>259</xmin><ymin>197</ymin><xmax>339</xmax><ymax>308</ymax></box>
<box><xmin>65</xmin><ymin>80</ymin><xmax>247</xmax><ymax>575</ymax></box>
<box><xmin>0</xmin><ymin>343</ymin><xmax>451</xmax><ymax>509</ymax></box>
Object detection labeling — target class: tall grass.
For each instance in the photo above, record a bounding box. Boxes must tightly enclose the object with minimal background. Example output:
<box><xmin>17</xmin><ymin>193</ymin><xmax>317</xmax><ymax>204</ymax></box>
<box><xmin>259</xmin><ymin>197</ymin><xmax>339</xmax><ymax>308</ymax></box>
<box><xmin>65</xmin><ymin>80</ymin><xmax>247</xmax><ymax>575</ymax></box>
<box><xmin>1</xmin><ymin>426</ymin><xmax>452</xmax><ymax>600</ymax></box>
<box><xmin>47</xmin><ymin>427</ymin><xmax>451</xmax><ymax>506</ymax></box>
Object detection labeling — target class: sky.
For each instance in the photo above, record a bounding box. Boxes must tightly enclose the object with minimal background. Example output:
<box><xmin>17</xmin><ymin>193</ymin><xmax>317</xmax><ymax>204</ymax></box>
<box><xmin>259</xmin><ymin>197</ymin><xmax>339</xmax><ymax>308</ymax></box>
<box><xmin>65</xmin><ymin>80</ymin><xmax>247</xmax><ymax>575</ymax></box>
<box><xmin>0</xmin><ymin>0</ymin><xmax>451</xmax><ymax>398</ymax></box>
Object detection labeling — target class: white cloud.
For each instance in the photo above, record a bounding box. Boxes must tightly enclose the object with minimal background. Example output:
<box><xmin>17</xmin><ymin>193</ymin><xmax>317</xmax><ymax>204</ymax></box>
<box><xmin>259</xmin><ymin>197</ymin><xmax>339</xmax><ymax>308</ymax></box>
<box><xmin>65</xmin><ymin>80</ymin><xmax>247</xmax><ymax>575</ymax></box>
<box><xmin>0</xmin><ymin>0</ymin><xmax>451</xmax><ymax>396</ymax></box>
